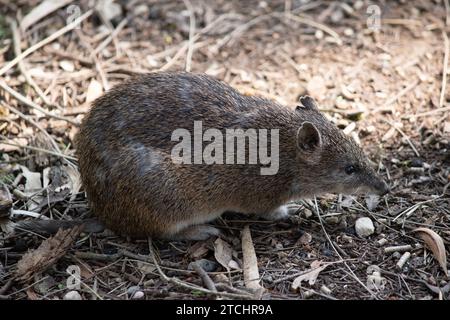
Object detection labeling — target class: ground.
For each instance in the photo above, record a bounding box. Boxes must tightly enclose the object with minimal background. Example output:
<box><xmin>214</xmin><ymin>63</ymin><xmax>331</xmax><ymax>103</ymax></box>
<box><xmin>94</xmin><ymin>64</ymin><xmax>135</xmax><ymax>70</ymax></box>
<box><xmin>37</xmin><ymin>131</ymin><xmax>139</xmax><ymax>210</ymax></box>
<box><xmin>0</xmin><ymin>0</ymin><xmax>449</xmax><ymax>300</ymax></box>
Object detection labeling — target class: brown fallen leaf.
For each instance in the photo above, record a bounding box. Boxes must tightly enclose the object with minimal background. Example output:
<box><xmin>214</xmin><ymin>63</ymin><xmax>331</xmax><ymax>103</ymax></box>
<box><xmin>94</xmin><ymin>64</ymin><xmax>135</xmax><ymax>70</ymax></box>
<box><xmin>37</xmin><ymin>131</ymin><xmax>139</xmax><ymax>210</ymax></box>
<box><xmin>292</xmin><ymin>260</ymin><xmax>329</xmax><ymax>290</ymax></box>
<box><xmin>187</xmin><ymin>241</ymin><xmax>210</xmax><ymax>260</ymax></box>
<box><xmin>26</xmin><ymin>287</ymin><xmax>39</xmax><ymax>300</ymax></box>
<box><xmin>86</xmin><ymin>79</ymin><xmax>103</xmax><ymax>103</ymax></box>
<box><xmin>414</xmin><ymin>227</ymin><xmax>448</xmax><ymax>276</ymax></box>
<box><xmin>214</xmin><ymin>238</ymin><xmax>239</xmax><ymax>272</ymax></box>
<box><xmin>0</xmin><ymin>183</ymin><xmax>12</xmax><ymax>218</ymax></box>
<box><xmin>241</xmin><ymin>225</ymin><xmax>263</xmax><ymax>291</ymax></box>
<box><xmin>20</xmin><ymin>0</ymin><xmax>76</xmax><ymax>32</ymax></box>
<box><xmin>15</xmin><ymin>225</ymin><xmax>83</xmax><ymax>283</ymax></box>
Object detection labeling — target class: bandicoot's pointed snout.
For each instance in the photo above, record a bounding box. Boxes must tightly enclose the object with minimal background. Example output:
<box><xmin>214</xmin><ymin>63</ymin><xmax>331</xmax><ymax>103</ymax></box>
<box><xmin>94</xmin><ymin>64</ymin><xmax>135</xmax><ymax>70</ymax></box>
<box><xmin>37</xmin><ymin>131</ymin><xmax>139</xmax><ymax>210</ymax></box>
<box><xmin>377</xmin><ymin>180</ymin><xmax>390</xmax><ymax>196</ymax></box>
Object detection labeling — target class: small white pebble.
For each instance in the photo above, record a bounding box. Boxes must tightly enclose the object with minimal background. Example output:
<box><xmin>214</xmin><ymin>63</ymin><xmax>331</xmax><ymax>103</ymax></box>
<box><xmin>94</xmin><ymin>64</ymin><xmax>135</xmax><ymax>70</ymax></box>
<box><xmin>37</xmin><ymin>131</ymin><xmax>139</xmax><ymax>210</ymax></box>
<box><xmin>303</xmin><ymin>290</ymin><xmax>315</xmax><ymax>298</ymax></box>
<box><xmin>355</xmin><ymin>217</ymin><xmax>375</xmax><ymax>237</ymax></box>
<box><xmin>64</xmin><ymin>290</ymin><xmax>82</xmax><ymax>300</ymax></box>
<box><xmin>344</xmin><ymin>28</ymin><xmax>354</xmax><ymax>36</ymax></box>
<box><xmin>132</xmin><ymin>291</ymin><xmax>145</xmax><ymax>299</ymax></box>
<box><xmin>315</xmin><ymin>30</ymin><xmax>324</xmax><ymax>39</ymax></box>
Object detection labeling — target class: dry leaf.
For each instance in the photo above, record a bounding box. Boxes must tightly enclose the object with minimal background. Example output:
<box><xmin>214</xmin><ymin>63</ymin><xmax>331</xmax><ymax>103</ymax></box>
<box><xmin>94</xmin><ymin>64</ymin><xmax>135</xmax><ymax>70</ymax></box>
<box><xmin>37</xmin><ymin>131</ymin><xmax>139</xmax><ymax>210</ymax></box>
<box><xmin>292</xmin><ymin>260</ymin><xmax>329</xmax><ymax>289</ymax></box>
<box><xmin>20</xmin><ymin>0</ymin><xmax>76</xmax><ymax>32</ymax></box>
<box><xmin>20</xmin><ymin>166</ymin><xmax>43</xmax><ymax>211</ymax></box>
<box><xmin>187</xmin><ymin>241</ymin><xmax>209</xmax><ymax>259</ymax></box>
<box><xmin>214</xmin><ymin>238</ymin><xmax>239</xmax><ymax>271</ymax></box>
<box><xmin>340</xmin><ymin>196</ymin><xmax>356</xmax><ymax>208</ymax></box>
<box><xmin>86</xmin><ymin>79</ymin><xmax>103</xmax><ymax>103</ymax></box>
<box><xmin>365</xmin><ymin>194</ymin><xmax>380</xmax><ymax>211</ymax></box>
<box><xmin>26</xmin><ymin>287</ymin><xmax>39</xmax><ymax>300</ymax></box>
<box><xmin>136</xmin><ymin>261</ymin><xmax>156</xmax><ymax>274</ymax></box>
<box><xmin>20</xmin><ymin>166</ymin><xmax>42</xmax><ymax>196</ymax></box>
<box><xmin>241</xmin><ymin>225</ymin><xmax>263</xmax><ymax>290</ymax></box>
<box><xmin>382</xmin><ymin>127</ymin><xmax>397</xmax><ymax>142</ymax></box>
<box><xmin>59</xmin><ymin>60</ymin><xmax>75</xmax><ymax>72</ymax></box>
<box><xmin>298</xmin><ymin>232</ymin><xmax>312</xmax><ymax>244</ymax></box>
<box><xmin>0</xmin><ymin>183</ymin><xmax>12</xmax><ymax>218</ymax></box>
<box><xmin>414</xmin><ymin>228</ymin><xmax>448</xmax><ymax>276</ymax></box>
<box><xmin>15</xmin><ymin>226</ymin><xmax>83</xmax><ymax>283</ymax></box>
<box><xmin>96</xmin><ymin>0</ymin><xmax>123</xmax><ymax>22</ymax></box>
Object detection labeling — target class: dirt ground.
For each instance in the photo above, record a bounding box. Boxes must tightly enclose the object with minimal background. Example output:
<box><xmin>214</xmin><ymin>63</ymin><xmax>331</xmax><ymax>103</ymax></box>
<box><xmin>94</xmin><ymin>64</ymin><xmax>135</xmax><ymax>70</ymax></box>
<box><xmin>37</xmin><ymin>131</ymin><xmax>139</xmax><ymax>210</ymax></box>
<box><xmin>0</xmin><ymin>0</ymin><xmax>449</xmax><ymax>300</ymax></box>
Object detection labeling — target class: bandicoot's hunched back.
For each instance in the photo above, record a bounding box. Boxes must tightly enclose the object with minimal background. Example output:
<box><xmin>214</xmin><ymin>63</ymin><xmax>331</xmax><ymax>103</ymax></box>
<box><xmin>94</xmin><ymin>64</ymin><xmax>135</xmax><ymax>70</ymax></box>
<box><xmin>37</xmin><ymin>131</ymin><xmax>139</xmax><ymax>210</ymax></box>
<box><xmin>76</xmin><ymin>72</ymin><xmax>388</xmax><ymax>240</ymax></box>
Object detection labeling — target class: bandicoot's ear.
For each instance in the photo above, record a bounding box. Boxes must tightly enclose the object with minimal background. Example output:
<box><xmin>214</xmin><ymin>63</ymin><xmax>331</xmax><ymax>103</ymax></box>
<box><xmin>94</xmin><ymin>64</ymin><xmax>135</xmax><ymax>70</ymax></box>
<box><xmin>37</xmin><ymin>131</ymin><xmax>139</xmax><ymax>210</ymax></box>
<box><xmin>296</xmin><ymin>122</ymin><xmax>322</xmax><ymax>151</ymax></box>
<box><xmin>296</xmin><ymin>95</ymin><xmax>318</xmax><ymax>111</ymax></box>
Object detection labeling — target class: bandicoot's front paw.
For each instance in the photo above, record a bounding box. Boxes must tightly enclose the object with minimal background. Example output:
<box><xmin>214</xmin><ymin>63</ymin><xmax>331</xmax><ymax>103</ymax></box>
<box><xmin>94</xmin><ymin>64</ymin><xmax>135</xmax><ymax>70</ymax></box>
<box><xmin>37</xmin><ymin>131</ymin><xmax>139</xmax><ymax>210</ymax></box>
<box><xmin>263</xmin><ymin>204</ymin><xmax>302</xmax><ymax>221</ymax></box>
<box><xmin>173</xmin><ymin>225</ymin><xmax>220</xmax><ymax>241</ymax></box>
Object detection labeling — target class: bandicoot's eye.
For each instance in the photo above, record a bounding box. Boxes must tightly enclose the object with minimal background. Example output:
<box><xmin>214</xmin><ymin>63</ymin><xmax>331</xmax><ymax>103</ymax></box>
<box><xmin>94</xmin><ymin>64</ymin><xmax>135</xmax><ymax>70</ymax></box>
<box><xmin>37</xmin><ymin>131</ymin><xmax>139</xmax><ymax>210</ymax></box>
<box><xmin>345</xmin><ymin>165</ymin><xmax>356</xmax><ymax>175</ymax></box>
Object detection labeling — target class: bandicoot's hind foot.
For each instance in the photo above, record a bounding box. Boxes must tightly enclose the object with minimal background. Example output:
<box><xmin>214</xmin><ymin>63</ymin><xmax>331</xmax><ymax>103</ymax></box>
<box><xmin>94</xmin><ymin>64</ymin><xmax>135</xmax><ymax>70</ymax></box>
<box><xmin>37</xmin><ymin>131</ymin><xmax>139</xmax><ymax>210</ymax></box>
<box><xmin>171</xmin><ymin>225</ymin><xmax>220</xmax><ymax>241</ymax></box>
<box><xmin>261</xmin><ymin>203</ymin><xmax>302</xmax><ymax>221</ymax></box>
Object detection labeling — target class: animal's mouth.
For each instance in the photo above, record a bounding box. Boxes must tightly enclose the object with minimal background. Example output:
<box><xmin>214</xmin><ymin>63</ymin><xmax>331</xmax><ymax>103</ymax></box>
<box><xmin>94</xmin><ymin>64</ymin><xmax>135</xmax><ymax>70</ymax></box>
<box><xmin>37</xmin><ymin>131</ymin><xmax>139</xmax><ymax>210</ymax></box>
<box><xmin>336</xmin><ymin>181</ymin><xmax>389</xmax><ymax>197</ymax></box>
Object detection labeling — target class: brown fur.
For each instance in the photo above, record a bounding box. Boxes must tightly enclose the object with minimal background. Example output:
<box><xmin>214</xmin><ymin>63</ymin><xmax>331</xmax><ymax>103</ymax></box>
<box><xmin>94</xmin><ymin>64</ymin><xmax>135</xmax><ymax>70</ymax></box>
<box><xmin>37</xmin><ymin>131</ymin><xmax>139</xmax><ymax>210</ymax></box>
<box><xmin>76</xmin><ymin>72</ymin><xmax>388</xmax><ymax>239</ymax></box>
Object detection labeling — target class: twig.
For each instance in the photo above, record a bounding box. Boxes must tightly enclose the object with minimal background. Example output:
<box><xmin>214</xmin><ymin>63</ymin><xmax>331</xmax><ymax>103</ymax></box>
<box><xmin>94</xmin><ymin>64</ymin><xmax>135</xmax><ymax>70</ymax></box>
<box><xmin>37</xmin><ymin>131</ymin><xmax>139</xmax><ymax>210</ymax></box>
<box><xmin>440</xmin><ymin>30</ymin><xmax>449</xmax><ymax>108</ymax></box>
<box><xmin>92</xmin><ymin>18</ymin><xmax>128</xmax><ymax>57</ymax></box>
<box><xmin>271</xmin><ymin>259</ymin><xmax>357</xmax><ymax>284</ymax></box>
<box><xmin>371</xmin><ymin>80</ymin><xmax>420</xmax><ymax>114</ymax></box>
<box><xmin>11</xmin><ymin>209</ymin><xmax>49</xmax><ymax>219</ymax></box>
<box><xmin>9</xmin><ymin>18</ymin><xmax>62</xmax><ymax>111</ymax></box>
<box><xmin>183</xmin><ymin>0</ymin><xmax>196</xmax><ymax>72</ymax></box>
<box><xmin>191</xmin><ymin>261</ymin><xmax>217</xmax><ymax>292</ymax></box>
<box><xmin>406</xmin><ymin>106</ymin><xmax>450</xmax><ymax>119</ymax></box>
<box><xmin>0</xmin><ymin>102</ymin><xmax>61</xmax><ymax>154</ymax></box>
<box><xmin>311</xmin><ymin>197</ymin><xmax>378</xmax><ymax>299</ymax></box>
<box><xmin>159</xmin><ymin>14</ymin><xmax>235</xmax><ymax>71</ymax></box>
<box><xmin>384</xmin><ymin>245</ymin><xmax>414</xmax><ymax>254</ymax></box>
<box><xmin>147</xmin><ymin>238</ymin><xmax>253</xmax><ymax>299</ymax></box>
<box><xmin>445</xmin><ymin>0</ymin><xmax>450</xmax><ymax>26</ymax></box>
<box><xmin>0</xmin><ymin>9</ymin><xmax>93</xmax><ymax>77</ymax></box>
<box><xmin>0</xmin><ymin>80</ymin><xmax>78</xmax><ymax>125</ymax></box>
<box><xmin>0</xmin><ymin>140</ymin><xmax>76</xmax><ymax>161</ymax></box>
<box><xmin>381</xmin><ymin>119</ymin><xmax>420</xmax><ymax>157</ymax></box>
<box><xmin>282</xmin><ymin>12</ymin><xmax>342</xmax><ymax>45</ymax></box>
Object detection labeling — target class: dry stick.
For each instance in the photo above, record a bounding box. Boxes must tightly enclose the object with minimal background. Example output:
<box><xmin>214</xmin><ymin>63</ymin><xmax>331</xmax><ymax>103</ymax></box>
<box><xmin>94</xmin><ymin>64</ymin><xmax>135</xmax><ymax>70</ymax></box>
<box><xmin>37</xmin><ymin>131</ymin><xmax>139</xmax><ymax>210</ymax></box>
<box><xmin>0</xmin><ymin>140</ymin><xmax>76</xmax><ymax>161</ymax></box>
<box><xmin>147</xmin><ymin>238</ymin><xmax>253</xmax><ymax>299</ymax></box>
<box><xmin>214</xmin><ymin>12</ymin><xmax>273</xmax><ymax>50</ymax></box>
<box><xmin>92</xmin><ymin>18</ymin><xmax>128</xmax><ymax>57</ymax></box>
<box><xmin>191</xmin><ymin>261</ymin><xmax>217</xmax><ymax>292</ymax></box>
<box><xmin>0</xmin><ymin>102</ymin><xmax>60</xmax><ymax>153</ymax></box>
<box><xmin>381</xmin><ymin>119</ymin><xmax>420</xmax><ymax>157</ymax></box>
<box><xmin>440</xmin><ymin>30</ymin><xmax>449</xmax><ymax>109</ymax></box>
<box><xmin>158</xmin><ymin>14</ymin><xmax>235</xmax><ymax>72</ymax></box>
<box><xmin>406</xmin><ymin>106</ymin><xmax>450</xmax><ymax>119</ymax></box>
<box><xmin>183</xmin><ymin>0</ymin><xmax>196</xmax><ymax>72</ymax></box>
<box><xmin>0</xmin><ymin>9</ymin><xmax>93</xmax><ymax>77</ymax></box>
<box><xmin>9</xmin><ymin>18</ymin><xmax>63</xmax><ymax>111</ymax></box>
<box><xmin>74</xmin><ymin>29</ymin><xmax>110</xmax><ymax>91</ymax></box>
<box><xmin>312</xmin><ymin>197</ymin><xmax>378</xmax><ymax>299</ymax></box>
<box><xmin>445</xmin><ymin>0</ymin><xmax>450</xmax><ymax>26</ymax></box>
<box><xmin>371</xmin><ymin>79</ymin><xmax>420</xmax><ymax>114</ymax></box>
<box><xmin>282</xmin><ymin>13</ymin><xmax>342</xmax><ymax>45</ymax></box>
<box><xmin>271</xmin><ymin>259</ymin><xmax>357</xmax><ymax>284</ymax></box>
<box><xmin>0</xmin><ymin>80</ymin><xmax>78</xmax><ymax>125</ymax></box>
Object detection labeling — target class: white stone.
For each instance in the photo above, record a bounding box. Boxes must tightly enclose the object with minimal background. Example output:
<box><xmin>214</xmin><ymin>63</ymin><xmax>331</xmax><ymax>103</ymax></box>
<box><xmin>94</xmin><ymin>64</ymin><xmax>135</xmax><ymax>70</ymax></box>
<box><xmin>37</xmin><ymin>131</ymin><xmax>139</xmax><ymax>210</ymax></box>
<box><xmin>355</xmin><ymin>217</ymin><xmax>375</xmax><ymax>237</ymax></box>
<box><xmin>63</xmin><ymin>290</ymin><xmax>82</xmax><ymax>300</ymax></box>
